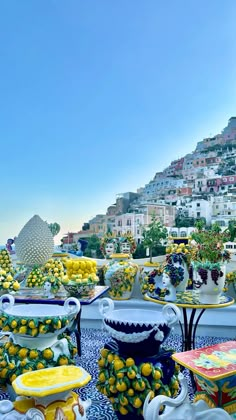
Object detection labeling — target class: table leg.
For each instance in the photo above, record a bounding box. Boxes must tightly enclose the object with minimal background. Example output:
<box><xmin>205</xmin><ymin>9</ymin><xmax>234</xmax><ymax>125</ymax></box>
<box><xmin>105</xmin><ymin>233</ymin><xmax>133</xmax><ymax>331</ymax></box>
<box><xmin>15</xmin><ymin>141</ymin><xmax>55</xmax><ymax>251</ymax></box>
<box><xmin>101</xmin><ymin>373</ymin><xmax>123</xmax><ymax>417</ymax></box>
<box><xmin>192</xmin><ymin>309</ymin><xmax>205</xmax><ymax>349</ymax></box>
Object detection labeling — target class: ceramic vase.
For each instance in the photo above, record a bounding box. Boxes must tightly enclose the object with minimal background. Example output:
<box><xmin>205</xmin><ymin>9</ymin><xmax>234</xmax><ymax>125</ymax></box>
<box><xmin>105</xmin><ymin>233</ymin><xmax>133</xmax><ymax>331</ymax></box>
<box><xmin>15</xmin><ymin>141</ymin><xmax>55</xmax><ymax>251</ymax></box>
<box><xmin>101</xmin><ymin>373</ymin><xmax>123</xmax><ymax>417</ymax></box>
<box><xmin>192</xmin><ymin>263</ymin><xmax>226</xmax><ymax>304</ymax></box>
<box><xmin>103</xmin><ymin>254</ymin><xmax>138</xmax><ymax>300</ymax></box>
<box><xmin>139</xmin><ymin>263</ymin><xmax>164</xmax><ymax>298</ymax></box>
<box><xmin>165</xmin><ymin>253</ymin><xmax>189</xmax><ymax>292</ymax></box>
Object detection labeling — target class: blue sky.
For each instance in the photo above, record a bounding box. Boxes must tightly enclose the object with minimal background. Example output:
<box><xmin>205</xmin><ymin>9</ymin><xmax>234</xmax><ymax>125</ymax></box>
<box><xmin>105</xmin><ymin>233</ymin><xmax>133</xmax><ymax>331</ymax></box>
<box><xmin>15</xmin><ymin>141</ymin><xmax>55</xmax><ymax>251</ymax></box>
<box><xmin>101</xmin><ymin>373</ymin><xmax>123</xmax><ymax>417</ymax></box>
<box><xmin>0</xmin><ymin>0</ymin><xmax>236</xmax><ymax>245</ymax></box>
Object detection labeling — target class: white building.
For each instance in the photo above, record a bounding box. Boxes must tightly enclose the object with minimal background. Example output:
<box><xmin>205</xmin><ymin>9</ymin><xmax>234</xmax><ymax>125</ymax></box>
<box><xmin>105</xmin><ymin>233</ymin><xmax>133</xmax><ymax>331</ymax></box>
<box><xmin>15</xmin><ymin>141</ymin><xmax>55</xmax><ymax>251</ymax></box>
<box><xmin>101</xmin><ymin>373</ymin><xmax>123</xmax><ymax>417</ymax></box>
<box><xmin>211</xmin><ymin>195</ymin><xmax>236</xmax><ymax>227</ymax></box>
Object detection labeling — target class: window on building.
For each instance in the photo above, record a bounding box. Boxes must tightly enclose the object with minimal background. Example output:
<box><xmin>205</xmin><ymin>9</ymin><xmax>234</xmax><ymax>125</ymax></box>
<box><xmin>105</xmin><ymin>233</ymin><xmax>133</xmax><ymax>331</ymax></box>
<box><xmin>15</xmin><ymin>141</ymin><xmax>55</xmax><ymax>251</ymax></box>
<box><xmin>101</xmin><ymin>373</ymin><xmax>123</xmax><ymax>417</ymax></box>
<box><xmin>197</xmin><ymin>212</ymin><xmax>201</xmax><ymax>217</ymax></box>
<box><xmin>137</xmin><ymin>229</ymin><xmax>140</xmax><ymax>235</ymax></box>
<box><xmin>170</xmin><ymin>231</ymin><xmax>177</xmax><ymax>237</ymax></box>
<box><xmin>228</xmin><ymin>212</ymin><xmax>231</xmax><ymax>215</ymax></box>
<box><xmin>197</xmin><ymin>203</ymin><xmax>200</xmax><ymax>207</ymax></box>
<box><xmin>180</xmin><ymin>231</ymin><xmax>187</xmax><ymax>237</ymax></box>
<box><xmin>127</xmin><ymin>220</ymin><xmax>131</xmax><ymax>226</ymax></box>
<box><xmin>118</xmin><ymin>220</ymin><xmax>122</xmax><ymax>227</ymax></box>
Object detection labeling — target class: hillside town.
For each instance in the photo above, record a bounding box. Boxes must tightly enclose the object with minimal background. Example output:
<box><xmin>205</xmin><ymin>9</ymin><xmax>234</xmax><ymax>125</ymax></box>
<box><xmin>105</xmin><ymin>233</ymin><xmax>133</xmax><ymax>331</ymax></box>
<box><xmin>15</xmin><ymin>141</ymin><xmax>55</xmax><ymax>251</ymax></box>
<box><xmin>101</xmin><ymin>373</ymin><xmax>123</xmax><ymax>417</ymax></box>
<box><xmin>62</xmin><ymin>117</ymin><xmax>236</xmax><ymax>247</ymax></box>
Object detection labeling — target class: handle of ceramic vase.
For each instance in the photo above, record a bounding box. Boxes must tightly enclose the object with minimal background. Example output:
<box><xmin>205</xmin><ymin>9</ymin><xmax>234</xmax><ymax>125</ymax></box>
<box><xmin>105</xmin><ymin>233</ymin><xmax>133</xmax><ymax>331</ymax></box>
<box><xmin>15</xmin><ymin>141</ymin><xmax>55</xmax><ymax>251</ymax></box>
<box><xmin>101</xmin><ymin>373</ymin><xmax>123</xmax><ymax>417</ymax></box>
<box><xmin>64</xmin><ymin>297</ymin><xmax>81</xmax><ymax>314</ymax></box>
<box><xmin>162</xmin><ymin>303</ymin><xmax>181</xmax><ymax>327</ymax></box>
<box><xmin>99</xmin><ymin>298</ymin><xmax>114</xmax><ymax>316</ymax></box>
<box><xmin>0</xmin><ymin>294</ymin><xmax>15</xmax><ymax>311</ymax></box>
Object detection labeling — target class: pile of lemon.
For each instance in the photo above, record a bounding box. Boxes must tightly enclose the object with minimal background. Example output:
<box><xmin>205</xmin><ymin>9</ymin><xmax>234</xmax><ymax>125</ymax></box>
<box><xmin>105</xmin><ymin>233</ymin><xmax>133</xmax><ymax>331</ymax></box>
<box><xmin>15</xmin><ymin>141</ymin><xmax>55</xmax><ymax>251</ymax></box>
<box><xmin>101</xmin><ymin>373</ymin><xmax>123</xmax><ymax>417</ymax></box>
<box><xmin>26</xmin><ymin>267</ymin><xmax>45</xmax><ymax>288</ymax></box>
<box><xmin>0</xmin><ymin>269</ymin><xmax>20</xmax><ymax>292</ymax></box>
<box><xmin>63</xmin><ymin>258</ymin><xmax>98</xmax><ymax>283</ymax></box>
<box><xmin>97</xmin><ymin>347</ymin><xmax>180</xmax><ymax>416</ymax></box>
<box><xmin>0</xmin><ymin>249</ymin><xmax>14</xmax><ymax>274</ymax></box>
<box><xmin>26</xmin><ymin>258</ymin><xmax>67</xmax><ymax>288</ymax></box>
<box><xmin>43</xmin><ymin>258</ymin><xmax>65</xmax><ymax>278</ymax></box>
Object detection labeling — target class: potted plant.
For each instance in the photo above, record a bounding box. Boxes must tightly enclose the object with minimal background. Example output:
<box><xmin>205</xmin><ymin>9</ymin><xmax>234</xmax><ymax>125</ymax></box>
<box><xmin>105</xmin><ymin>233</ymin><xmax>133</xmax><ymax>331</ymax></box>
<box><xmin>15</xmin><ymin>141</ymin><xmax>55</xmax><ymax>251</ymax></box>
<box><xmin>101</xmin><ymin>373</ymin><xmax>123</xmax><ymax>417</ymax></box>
<box><xmin>190</xmin><ymin>224</ymin><xmax>230</xmax><ymax>303</ymax></box>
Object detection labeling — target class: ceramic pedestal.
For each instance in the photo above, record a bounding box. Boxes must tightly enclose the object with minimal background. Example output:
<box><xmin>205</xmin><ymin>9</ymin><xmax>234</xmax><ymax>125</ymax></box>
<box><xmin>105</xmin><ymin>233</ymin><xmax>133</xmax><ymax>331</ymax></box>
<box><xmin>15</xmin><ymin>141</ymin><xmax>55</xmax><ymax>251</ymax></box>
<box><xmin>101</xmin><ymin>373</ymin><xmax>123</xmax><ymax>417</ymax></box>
<box><xmin>0</xmin><ymin>366</ymin><xmax>92</xmax><ymax>419</ymax></box>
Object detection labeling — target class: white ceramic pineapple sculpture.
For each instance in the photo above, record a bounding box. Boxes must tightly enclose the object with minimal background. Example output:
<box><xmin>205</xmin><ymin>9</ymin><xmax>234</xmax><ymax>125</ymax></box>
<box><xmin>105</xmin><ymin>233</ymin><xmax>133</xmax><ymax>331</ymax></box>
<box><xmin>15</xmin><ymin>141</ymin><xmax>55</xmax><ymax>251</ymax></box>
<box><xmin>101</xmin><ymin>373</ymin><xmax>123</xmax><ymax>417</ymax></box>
<box><xmin>15</xmin><ymin>215</ymin><xmax>54</xmax><ymax>266</ymax></box>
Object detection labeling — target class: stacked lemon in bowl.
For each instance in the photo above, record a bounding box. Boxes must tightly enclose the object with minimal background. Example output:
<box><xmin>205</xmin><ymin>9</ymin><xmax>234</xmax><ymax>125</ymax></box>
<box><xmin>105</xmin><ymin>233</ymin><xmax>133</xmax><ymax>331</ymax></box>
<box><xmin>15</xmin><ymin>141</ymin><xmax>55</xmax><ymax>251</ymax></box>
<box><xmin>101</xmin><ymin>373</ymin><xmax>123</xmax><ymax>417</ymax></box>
<box><xmin>62</xmin><ymin>258</ymin><xmax>99</xmax><ymax>298</ymax></box>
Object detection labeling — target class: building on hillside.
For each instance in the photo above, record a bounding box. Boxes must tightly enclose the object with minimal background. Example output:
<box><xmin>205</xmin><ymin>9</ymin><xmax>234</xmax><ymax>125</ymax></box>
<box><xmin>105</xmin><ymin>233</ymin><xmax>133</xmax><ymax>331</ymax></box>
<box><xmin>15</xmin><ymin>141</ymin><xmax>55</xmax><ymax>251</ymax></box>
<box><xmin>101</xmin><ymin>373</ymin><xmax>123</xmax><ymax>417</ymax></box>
<box><xmin>211</xmin><ymin>195</ymin><xmax>236</xmax><ymax>227</ymax></box>
<box><xmin>184</xmin><ymin>198</ymin><xmax>212</xmax><ymax>225</ymax></box>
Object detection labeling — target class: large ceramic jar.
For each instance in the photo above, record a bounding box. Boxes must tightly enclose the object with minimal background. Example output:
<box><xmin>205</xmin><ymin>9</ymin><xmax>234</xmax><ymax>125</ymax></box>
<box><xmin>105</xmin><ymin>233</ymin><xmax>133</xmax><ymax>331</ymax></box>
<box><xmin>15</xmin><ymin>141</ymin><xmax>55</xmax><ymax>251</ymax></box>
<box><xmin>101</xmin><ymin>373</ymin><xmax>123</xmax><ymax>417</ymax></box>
<box><xmin>97</xmin><ymin>298</ymin><xmax>181</xmax><ymax>419</ymax></box>
<box><xmin>103</xmin><ymin>254</ymin><xmax>138</xmax><ymax>300</ymax></box>
<box><xmin>191</xmin><ymin>262</ymin><xmax>226</xmax><ymax>304</ymax></box>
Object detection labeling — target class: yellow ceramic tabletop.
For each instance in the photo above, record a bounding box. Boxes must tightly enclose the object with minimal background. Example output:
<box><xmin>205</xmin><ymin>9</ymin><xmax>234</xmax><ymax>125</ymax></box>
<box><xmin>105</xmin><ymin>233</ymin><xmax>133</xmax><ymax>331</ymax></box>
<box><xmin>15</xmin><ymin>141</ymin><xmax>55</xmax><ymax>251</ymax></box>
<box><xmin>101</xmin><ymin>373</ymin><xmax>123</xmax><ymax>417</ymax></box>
<box><xmin>12</xmin><ymin>365</ymin><xmax>91</xmax><ymax>397</ymax></box>
<box><xmin>172</xmin><ymin>341</ymin><xmax>236</xmax><ymax>380</ymax></box>
<box><xmin>144</xmin><ymin>290</ymin><xmax>235</xmax><ymax>309</ymax></box>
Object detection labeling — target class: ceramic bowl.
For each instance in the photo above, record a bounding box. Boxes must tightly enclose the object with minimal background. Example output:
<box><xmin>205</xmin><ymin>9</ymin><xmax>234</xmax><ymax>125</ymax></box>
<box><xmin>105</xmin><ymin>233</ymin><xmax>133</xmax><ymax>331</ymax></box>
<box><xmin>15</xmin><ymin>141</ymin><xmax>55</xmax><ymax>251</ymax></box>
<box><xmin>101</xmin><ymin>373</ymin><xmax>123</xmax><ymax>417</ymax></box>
<box><xmin>0</xmin><ymin>294</ymin><xmax>80</xmax><ymax>341</ymax></box>
<box><xmin>99</xmin><ymin>298</ymin><xmax>181</xmax><ymax>356</ymax></box>
<box><xmin>63</xmin><ymin>281</ymin><xmax>96</xmax><ymax>298</ymax></box>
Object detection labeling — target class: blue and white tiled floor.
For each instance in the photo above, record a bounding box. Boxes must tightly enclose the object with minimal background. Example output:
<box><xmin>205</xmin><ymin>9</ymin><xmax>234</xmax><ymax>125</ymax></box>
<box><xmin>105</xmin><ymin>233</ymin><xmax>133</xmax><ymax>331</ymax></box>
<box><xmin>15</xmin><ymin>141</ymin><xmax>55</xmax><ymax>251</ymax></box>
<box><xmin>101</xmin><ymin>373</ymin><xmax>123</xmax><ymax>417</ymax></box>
<box><xmin>0</xmin><ymin>329</ymin><xmax>234</xmax><ymax>419</ymax></box>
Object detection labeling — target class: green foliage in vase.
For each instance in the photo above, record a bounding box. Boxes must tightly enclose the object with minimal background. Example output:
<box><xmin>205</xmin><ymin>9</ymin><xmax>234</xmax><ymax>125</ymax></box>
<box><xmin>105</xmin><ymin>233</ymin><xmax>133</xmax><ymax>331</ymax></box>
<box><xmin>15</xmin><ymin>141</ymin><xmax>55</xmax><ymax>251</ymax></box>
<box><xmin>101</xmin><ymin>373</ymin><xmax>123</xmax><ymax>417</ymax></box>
<box><xmin>191</xmin><ymin>227</ymin><xmax>230</xmax><ymax>264</ymax></box>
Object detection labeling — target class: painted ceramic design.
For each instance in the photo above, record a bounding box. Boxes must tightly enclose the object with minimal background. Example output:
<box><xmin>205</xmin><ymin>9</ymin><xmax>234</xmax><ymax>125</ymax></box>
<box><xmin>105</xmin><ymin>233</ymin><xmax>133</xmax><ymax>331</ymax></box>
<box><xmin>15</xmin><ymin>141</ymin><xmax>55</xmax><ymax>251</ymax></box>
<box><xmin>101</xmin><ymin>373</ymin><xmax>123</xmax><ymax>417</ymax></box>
<box><xmin>165</xmin><ymin>253</ymin><xmax>190</xmax><ymax>292</ymax></box>
<box><xmin>103</xmin><ymin>255</ymin><xmax>138</xmax><ymax>300</ymax></box>
<box><xmin>0</xmin><ymin>334</ymin><xmax>77</xmax><ymax>388</ymax></box>
<box><xmin>0</xmin><ymin>294</ymin><xmax>80</xmax><ymax>339</ymax></box>
<box><xmin>172</xmin><ymin>341</ymin><xmax>236</xmax><ymax>415</ymax></box>
<box><xmin>99</xmin><ymin>298</ymin><xmax>181</xmax><ymax>356</ymax></box>
<box><xmin>97</xmin><ymin>341</ymin><xmax>180</xmax><ymax>419</ymax></box>
<box><xmin>0</xmin><ymin>366</ymin><xmax>91</xmax><ymax>419</ymax></box>
<box><xmin>63</xmin><ymin>280</ymin><xmax>97</xmax><ymax>298</ymax></box>
<box><xmin>139</xmin><ymin>263</ymin><xmax>164</xmax><ymax>297</ymax></box>
<box><xmin>192</xmin><ymin>263</ymin><xmax>226</xmax><ymax>304</ymax></box>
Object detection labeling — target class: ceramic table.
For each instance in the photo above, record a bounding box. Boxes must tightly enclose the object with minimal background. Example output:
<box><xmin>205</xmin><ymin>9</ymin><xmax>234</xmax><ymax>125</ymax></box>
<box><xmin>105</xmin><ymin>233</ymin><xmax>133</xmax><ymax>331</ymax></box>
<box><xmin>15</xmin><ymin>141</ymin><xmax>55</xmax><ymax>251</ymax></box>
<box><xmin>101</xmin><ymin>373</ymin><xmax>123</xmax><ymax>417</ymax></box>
<box><xmin>172</xmin><ymin>340</ymin><xmax>236</xmax><ymax>416</ymax></box>
<box><xmin>5</xmin><ymin>285</ymin><xmax>110</xmax><ymax>356</ymax></box>
<box><xmin>145</xmin><ymin>291</ymin><xmax>235</xmax><ymax>351</ymax></box>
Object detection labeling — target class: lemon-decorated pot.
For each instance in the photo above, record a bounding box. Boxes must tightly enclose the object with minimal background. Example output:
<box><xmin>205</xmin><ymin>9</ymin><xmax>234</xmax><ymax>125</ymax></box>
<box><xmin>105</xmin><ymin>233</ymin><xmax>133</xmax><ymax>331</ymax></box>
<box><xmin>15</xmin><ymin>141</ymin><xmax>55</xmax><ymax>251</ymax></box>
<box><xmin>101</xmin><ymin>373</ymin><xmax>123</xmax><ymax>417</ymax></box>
<box><xmin>103</xmin><ymin>254</ymin><xmax>138</xmax><ymax>300</ymax></box>
<box><xmin>0</xmin><ymin>294</ymin><xmax>80</xmax><ymax>393</ymax></box>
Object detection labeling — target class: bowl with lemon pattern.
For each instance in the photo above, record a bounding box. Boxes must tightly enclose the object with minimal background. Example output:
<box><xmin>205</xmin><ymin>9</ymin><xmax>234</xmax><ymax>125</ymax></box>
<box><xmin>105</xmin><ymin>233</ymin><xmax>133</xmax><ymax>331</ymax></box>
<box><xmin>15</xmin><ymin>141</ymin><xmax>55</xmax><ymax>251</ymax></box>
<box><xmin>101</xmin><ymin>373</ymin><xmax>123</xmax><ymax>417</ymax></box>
<box><xmin>0</xmin><ymin>294</ymin><xmax>80</xmax><ymax>343</ymax></box>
